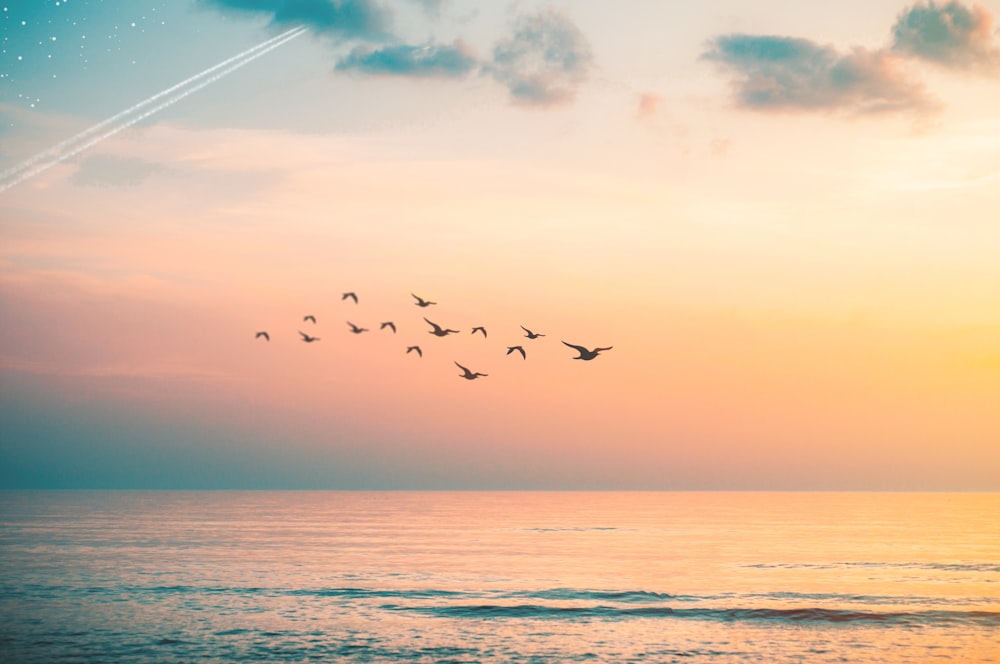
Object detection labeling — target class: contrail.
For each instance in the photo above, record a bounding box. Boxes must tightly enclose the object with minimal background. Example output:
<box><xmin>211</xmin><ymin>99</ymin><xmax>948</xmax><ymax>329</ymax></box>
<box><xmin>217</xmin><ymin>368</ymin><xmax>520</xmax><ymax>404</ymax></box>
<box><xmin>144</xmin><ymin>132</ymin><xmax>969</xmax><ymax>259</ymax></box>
<box><xmin>0</xmin><ymin>26</ymin><xmax>307</xmax><ymax>193</ymax></box>
<box><xmin>0</xmin><ymin>26</ymin><xmax>303</xmax><ymax>183</ymax></box>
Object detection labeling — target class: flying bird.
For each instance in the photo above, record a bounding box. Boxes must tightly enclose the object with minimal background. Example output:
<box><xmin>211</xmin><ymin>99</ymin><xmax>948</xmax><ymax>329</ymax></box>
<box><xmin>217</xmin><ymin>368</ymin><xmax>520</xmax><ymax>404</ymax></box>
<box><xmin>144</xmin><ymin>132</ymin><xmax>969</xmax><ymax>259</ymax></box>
<box><xmin>347</xmin><ymin>321</ymin><xmax>368</xmax><ymax>334</ymax></box>
<box><xmin>455</xmin><ymin>362</ymin><xmax>487</xmax><ymax>380</ymax></box>
<box><xmin>255</xmin><ymin>331</ymin><xmax>270</xmax><ymax>341</ymax></box>
<box><xmin>424</xmin><ymin>317</ymin><xmax>459</xmax><ymax>337</ymax></box>
<box><xmin>506</xmin><ymin>345</ymin><xmax>526</xmax><ymax>359</ymax></box>
<box><xmin>380</xmin><ymin>321</ymin><xmax>397</xmax><ymax>333</ymax></box>
<box><xmin>521</xmin><ymin>325</ymin><xmax>545</xmax><ymax>339</ymax></box>
<box><xmin>303</xmin><ymin>315</ymin><xmax>317</xmax><ymax>323</ymax></box>
<box><xmin>562</xmin><ymin>341</ymin><xmax>613</xmax><ymax>360</ymax></box>
<box><xmin>299</xmin><ymin>331</ymin><xmax>320</xmax><ymax>343</ymax></box>
<box><xmin>406</xmin><ymin>345</ymin><xmax>423</xmax><ymax>357</ymax></box>
<box><xmin>412</xmin><ymin>293</ymin><xmax>436</xmax><ymax>307</ymax></box>
<box><xmin>471</xmin><ymin>326</ymin><xmax>487</xmax><ymax>338</ymax></box>
<box><xmin>342</xmin><ymin>292</ymin><xmax>359</xmax><ymax>304</ymax></box>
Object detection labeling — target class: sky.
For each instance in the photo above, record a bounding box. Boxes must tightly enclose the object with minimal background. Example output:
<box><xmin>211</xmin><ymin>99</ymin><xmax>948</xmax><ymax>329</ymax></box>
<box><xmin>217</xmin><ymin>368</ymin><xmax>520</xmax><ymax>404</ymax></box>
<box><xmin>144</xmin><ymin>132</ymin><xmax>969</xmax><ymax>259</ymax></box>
<box><xmin>1</xmin><ymin>0</ymin><xmax>998</xmax><ymax>490</ymax></box>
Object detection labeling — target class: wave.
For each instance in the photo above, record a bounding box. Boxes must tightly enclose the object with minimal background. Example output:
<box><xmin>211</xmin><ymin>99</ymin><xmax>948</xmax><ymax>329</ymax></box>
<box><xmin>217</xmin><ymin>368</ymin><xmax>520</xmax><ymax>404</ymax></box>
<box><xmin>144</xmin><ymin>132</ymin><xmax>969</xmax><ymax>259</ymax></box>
<box><xmin>383</xmin><ymin>603</ymin><xmax>1000</xmax><ymax>627</ymax></box>
<box><xmin>741</xmin><ymin>561</ymin><xmax>1000</xmax><ymax>574</ymax></box>
<box><xmin>6</xmin><ymin>583</ymin><xmax>996</xmax><ymax>628</ymax></box>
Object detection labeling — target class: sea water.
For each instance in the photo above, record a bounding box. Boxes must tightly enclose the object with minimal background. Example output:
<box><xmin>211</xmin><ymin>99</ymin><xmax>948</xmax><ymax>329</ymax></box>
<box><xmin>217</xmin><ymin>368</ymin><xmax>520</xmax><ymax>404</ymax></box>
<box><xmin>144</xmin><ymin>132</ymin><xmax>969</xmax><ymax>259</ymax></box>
<box><xmin>1</xmin><ymin>491</ymin><xmax>997</xmax><ymax>662</ymax></box>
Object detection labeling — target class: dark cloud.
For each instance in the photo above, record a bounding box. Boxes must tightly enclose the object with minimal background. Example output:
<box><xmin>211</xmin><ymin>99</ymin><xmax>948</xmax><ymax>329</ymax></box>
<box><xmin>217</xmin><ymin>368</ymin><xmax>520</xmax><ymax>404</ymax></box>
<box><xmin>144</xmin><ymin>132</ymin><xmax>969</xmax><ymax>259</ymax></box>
<box><xmin>487</xmin><ymin>10</ymin><xmax>593</xmax><ymax>106</ymax></box>
<box><xmin>336</xmin><ymin>40</ymin><xmax>478</xmax><ymax>77</ymax></box>
<box><xmin>703</xmin><ymin>34</ymin><xmax>933</xmax><ymax>114</ymax></box>
<box><xmin>200</xmin><ymin>0</ymin><xmax>391</xmax><ymax>41</ymax></box>
<box><xmin>890</xmin><ymin>0</ymin><xmax>1000</xmax><ymax>70</ymax></box>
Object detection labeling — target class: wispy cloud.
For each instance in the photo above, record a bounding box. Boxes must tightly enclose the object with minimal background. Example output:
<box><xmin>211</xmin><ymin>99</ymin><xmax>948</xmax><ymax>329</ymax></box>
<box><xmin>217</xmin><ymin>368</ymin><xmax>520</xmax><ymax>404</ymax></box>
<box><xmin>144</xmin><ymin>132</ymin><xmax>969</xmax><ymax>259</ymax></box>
<box><xmin>486</xmin><ymin>10</ymin><xmax>593</xmax><ymax>106</ymax></box>
<box><xmin>200</xmin><ymin>0</ymin><xmax>392</xmax><ymax>41</ymax></box>
<box><xmin>336</xmin><ymin>40</ymin><xmax>478</xmax><ymax>78</ymax></box>
<box><xmin>703</xmin><ymin>35</ymin><xmax>933</xmax><ymax>114</ymax></box>
<box><xmin>890</xmin><ymin>0</ymin><xmax>1000</xmax><ymax>71</ymax></box>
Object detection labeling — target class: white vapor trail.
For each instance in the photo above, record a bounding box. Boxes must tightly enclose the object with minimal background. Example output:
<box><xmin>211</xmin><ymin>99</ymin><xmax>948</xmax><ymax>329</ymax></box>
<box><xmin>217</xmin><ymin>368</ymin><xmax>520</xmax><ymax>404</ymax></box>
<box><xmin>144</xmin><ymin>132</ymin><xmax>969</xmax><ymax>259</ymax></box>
<box><xmin>0</xmin><ymin>26</ymin><xmax>307</xmax><ymax>194</ymax></box>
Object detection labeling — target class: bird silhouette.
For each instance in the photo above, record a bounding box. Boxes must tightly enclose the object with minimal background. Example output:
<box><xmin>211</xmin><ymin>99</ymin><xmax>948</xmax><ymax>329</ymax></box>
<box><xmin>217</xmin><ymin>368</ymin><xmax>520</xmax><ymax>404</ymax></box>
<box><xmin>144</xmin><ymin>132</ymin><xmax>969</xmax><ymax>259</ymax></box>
<box><xmin>506</xmin><ymin>345</ymin><xmax>526</xmax><ymax>359</ymax></box>
<box><xmin>562</xmin><ymin>341</ymin><xmax>613</xmax><ymax>360</ymax></box>
<box><xmin>406</xmin><ymin>345</ymin><xmax>423</xmax><ymax>357</ymax></box>
<box><xmin>380</xmin><ymin>321</ymin><xmax>397</xmax><ymax>333</ymax></box>
<box><xmin>299</xmin><ymin>331</ymin><xmax>321</xmax><ymax>343</ymax></box>
<box><xmin>255</xmin><ymin>331</ymin><xmax>270</xmax><ymax>341</ymax></box>
<box><xmin>471</xmin><ymin>326</ymin><xmax>487</xmax><ymax>338</ymax></box>
<box><xmin>303</xmin><ymin>315</ymin><xmax>317</xmax><ymax>324</ymax></box>
<box><xmin>342</xmin><ymin>292</ymin><xmax>358</xmax><ymax>304</ymax></box>
<box><xmin>347</xmin><ymin>321</ymin><xmax>368</xmax><ymax>334</ymax></box>
<box><xmin>425</xmin><ymin>317</ymin><xmax>459</xmax><ymax>336</ymax></box>
<box><xmin>455</xmin><ymin>362</ymin><xmax>487</xmax><ymax>380</ymax></box>
<box><xmin>521</xmin><ymin>325</ymin><xmax>545</xmax><ymax>339</ymax></box>
<box><xmin>412</xmin><ymin>293</ymin><xmax>436</xmax><ymax>307</ymax></box>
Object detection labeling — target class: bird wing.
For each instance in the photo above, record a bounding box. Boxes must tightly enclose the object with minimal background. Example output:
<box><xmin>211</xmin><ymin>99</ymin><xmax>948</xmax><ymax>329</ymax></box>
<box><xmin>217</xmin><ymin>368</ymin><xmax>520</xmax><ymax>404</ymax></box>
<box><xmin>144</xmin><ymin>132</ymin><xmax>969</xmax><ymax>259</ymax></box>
<box><xmin>562</xmin><ymin>341</ymin><xmax>586</xmax><ymax>353</ymax></box>
<box><xmin>595</xmin><ymin>346</ymin><xmax>613</xmax><ymax>352</ymax></box>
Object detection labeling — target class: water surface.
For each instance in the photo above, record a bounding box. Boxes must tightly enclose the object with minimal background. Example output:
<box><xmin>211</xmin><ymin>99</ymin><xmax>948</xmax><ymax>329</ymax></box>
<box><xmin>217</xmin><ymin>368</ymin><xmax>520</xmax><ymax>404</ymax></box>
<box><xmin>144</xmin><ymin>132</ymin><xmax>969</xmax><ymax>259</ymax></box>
<box><xmin>1</xmin><ymin>491</ymin><xmax>997</xmax><ymax>662</ymax></box>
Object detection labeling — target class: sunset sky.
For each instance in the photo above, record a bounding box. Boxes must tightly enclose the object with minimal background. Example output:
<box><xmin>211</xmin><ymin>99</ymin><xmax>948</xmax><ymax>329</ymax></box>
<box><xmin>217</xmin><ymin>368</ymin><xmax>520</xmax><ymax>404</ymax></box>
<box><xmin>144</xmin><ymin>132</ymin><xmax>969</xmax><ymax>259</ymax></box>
<box><xmin>1</xmin><ymin>0</ymin><xmax>998</xmax><ymax>489</ymax></box>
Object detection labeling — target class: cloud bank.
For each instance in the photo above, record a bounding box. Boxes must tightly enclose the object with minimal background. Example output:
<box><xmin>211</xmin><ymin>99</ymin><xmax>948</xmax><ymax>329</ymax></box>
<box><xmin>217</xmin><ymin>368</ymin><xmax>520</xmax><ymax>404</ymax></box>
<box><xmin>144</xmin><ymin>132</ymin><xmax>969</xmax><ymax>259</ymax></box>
<box><xmin>203</xmin><ymin>1</ymin><xmax>594</xmax><ymax>107</ymax></box>
<box><xmin>705</xmin><ymin>0</ymin><xmax>998</xmax><ymax>116</ymax></box>
<box><xmin>703</xmin><ymin>35</ymin><xmax>932</xmax><ymax>114</ymax></box>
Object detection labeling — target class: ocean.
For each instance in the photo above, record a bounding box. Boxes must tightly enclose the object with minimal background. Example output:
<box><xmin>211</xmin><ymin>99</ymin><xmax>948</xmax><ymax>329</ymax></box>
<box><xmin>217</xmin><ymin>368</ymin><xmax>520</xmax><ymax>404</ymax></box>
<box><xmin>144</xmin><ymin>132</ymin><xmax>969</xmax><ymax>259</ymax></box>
<box><xmin>1</xmin><ymin>491</ymin><xmax>997</xmax><ymax>663</ymax></box>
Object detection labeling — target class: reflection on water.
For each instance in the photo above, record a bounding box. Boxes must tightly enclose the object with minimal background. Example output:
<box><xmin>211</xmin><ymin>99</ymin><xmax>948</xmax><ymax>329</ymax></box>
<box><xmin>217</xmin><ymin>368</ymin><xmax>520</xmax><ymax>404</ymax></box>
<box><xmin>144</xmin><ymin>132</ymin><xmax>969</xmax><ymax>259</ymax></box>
<box><xmin>1</xmin><ymin>491</ymin><xmax>997</xmax><ymax>662</ymax></box>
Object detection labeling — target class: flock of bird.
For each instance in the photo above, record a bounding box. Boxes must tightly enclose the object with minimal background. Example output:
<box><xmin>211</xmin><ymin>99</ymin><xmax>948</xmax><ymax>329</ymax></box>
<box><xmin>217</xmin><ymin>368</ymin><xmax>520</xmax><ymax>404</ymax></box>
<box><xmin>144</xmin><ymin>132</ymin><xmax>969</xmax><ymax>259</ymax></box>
<box><xmin>254</xmin><ymin>292</ymin><xmax>612</xmax><ymax>380</ymax></box>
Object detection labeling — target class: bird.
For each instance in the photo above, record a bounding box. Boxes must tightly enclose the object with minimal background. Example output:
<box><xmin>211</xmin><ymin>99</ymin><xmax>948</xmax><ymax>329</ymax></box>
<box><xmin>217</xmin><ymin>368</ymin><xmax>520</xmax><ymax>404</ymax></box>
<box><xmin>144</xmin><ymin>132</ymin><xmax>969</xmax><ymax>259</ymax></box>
<box><xmin>380</xmin><ymin>321</ymin><xmax>397</xmax><ymax>333</ymax></box>
<box><xmin>342</xmin><ymin>292</ymin><xmax>358</xmax><ymax>304</ymax></box>
<box><xmin>255</xmin><ymin>331</ymin><xmax>270</xmax><ymax>341</ymax></box>
<box><xmin>299</xmin><ymin>331</ymin><xmax>320</xmax><ymax>343</ymax></box>
<box><xmin>562</xmin><ymin>341</ymin><xmax>613</xmax><ymax>360</ymax></box>
<box><xmin>303</xmin><ymin>315</ymin><xmax>317</xmax><ymax>324</ymax></box>
<box><xmin>521</xmin><ymin>325</ymin><xmax>545</xmax><ymax>339</ymax></box>
<box><xmin>471</xmin><ymin>326</ymin><xmax>487</xmax><ymax>338</ymax></box>
<box><xmin>406</xmin><ymin>345</ymin><xmax>423</xmax><ymax>357</ymax></box>
<box><xmin>412</xmin><ymin>293</ymin><xmax>436</xmax><ymax>307</ymax></box>
<box><xmin>424</xmin><ymin>317</ymin><xmax>459</xmax><ymax>337</ymax></box>
<box><xmin>347</xmin><ymin>321</ymin><xmax>368</xmax><ymax>334</ymax></box>
<box><xmin>506</xmin><ymin>345</ymin><xmax>526</xmax><ymax>359</ymax></box>
<box><xmin>455</xmin><ymin>362</ymin><xmax>487</xmax><ymax>380</ymax></box>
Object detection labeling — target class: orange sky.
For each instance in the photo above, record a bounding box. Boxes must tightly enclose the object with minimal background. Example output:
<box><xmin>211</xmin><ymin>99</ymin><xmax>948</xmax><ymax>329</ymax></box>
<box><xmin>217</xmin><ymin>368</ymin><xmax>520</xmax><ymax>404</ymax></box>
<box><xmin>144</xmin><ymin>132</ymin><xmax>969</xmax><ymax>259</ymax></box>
<box><xmin>1</xmin><ymin>0</ymin><xmax>998</xmax><ymax>488</ymax></box>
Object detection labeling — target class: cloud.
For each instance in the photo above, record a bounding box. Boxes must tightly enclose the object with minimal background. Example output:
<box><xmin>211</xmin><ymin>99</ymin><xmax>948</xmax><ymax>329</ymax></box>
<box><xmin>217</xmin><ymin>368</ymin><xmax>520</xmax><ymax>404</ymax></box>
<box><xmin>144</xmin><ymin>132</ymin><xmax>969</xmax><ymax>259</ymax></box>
<box><xmin>703</xmin><ymin>34</ymin><xmax>933</xmax><ymax>114</ymax></box>
<box><xmin>637</xmin><ymin>92</ymin><xmax>663</xmax><ymax>119</ymax></box>
<box><xmin>890</xmin><ymin>0</ymin><xmax>1000</xmax><ymax>70</ymax></box>
<box><xmin>200</xmin><ymin>0</ymin><xmax>391</xmax><ymax>40</ymax></box>
<box><xmin>486</xmin><ymin>10</ymin><xmax>593</xmax><ymax>106</ymax></box>
<box><xmin>336</xmin><ymin>40</ymin><xmax>478</xmax><ymax>77</ymax></box>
